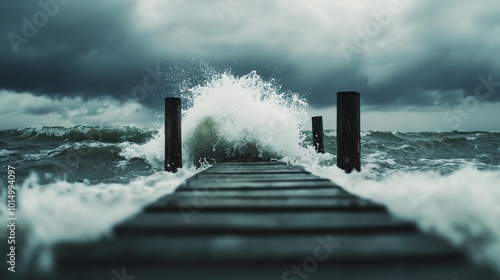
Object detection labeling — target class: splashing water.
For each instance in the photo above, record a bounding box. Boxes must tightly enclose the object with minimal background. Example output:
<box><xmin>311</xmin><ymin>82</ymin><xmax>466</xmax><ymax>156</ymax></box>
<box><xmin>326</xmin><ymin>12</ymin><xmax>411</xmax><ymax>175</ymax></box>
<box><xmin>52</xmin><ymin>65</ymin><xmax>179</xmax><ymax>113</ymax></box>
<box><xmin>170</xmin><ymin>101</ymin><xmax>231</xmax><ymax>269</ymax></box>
<box><xmin>0</xmin><ymin>70</ymin><xmax>500</xmax><ymax>274</ymax></box>
<box><xmin>182</xmin><ymin>71</ymin><xmax>312</xmax><ymax>164</ymax></box>
<box><xmin>120</xmin><ymin>71</ymin><xmax>317</xmax><ymax>167</ymax></box>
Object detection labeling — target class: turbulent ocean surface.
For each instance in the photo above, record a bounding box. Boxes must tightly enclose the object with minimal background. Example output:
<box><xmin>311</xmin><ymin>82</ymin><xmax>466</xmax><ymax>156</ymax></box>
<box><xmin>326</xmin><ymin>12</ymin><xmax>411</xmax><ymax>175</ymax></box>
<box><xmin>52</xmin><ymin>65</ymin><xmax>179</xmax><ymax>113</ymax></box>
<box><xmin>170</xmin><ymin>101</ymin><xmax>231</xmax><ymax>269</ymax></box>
<box><xmin>0</xmin><ymin>72</ymin><xmax>499</xmax><ymax>273</ymax></box>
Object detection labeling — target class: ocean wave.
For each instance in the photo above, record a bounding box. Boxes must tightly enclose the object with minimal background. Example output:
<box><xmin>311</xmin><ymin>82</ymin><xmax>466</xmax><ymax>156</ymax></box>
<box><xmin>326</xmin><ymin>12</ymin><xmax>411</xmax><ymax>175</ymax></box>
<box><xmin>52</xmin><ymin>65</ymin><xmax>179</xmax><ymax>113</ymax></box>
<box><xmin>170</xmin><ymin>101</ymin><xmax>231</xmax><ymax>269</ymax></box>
<box><xmin>0</xmin><ymin>149</ymin><xmax>14</xmax><ymax>157</ymax></box>
<box><xmin>119</xmin><ymin>71</ymin><xmax>311</xmax><ymax>167</ymax></box>
<box><xmin>0</xmin><ymin>168</ymin><xmax>197</xmax><ymax>272</ymax></box>
<box><xmin>305</xmin><ymin>163</ymin><xmax>500</xmax><ymax>274</ymax></box>
<box><xmin>0</xmin><ymin>125</ymin><xmax>155</xmax><ymax>143</ymax></box>
<box><xmin>0</xmin><ymin>70</ymin><xmax>499</xmax><ymax>276</ymax></box>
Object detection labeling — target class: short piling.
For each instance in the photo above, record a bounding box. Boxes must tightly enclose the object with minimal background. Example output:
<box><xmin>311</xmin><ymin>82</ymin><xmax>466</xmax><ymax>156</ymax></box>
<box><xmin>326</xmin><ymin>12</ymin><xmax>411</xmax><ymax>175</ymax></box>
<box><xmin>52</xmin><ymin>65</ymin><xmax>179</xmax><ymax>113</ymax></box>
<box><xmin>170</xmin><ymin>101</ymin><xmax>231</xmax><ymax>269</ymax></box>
<box><xmin>337</xmin><ymin>91</ymin><xmax>360</xmax><ymax>173</ymax></box>
<box><xmin>165</xmin><ymin>97</ymin><xmax>182</xmax><ymax>173</ymax></box>
<box><xmin>312</xmin><ymin>116</ymin><xmax>324</xmax><ymax>153</ymax></box>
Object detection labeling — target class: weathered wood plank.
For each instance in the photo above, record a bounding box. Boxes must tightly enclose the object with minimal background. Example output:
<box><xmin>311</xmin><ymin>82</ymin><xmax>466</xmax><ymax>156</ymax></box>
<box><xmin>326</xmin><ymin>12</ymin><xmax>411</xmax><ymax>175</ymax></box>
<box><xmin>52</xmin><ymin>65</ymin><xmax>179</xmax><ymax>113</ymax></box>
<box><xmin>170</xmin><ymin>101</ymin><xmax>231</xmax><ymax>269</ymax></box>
<box><xmin>200</xmin><ymin>170</ymin><xmax>310</xmax><ymax>174</ymax></box>
<box><xmin>215</xmin><ymin>161</ymin><xmax>287</xmax><ymax>166</ymax></box>
<box><xmin>50</xmin><ymin>261</ymin><xmax>497</xmax><ymax>280</ymax></box>
<box><xmin>181</xmin><ymin>180</ymin><xmax>336</xmax><ymax>190</ymax></box>
<box><xmin>114</xmin><ymin>212</ymin><xmax>416</xmax><ymax>235</ymax></box>
<box><xmin>191</xmin><ymin>172</ymin><xmax>319</xmax><ymax>180</ymax></box>
<box><xmin>171</xmin><ymin>188</ymin><xmax>355</xmax><ymax>198</ymax></box>
<box><xmin>207</xmin><ymin>167</ymin><xmax>305</xmax><ymax>172</ymax></box>
<box><xmin>190</xmin><ymin>178</ymin><xmax>330</xmax><ymax>183</ymax></box>
<box><xmin>203</xmin><ymin>164</ymin><xmax>308</xmax><ymax>174</ymax></box>
<box><xmin>145</xmin><ymin>195</ymin><xmax>385</xmax><ymax>212</ymax></box>
<box><xmin>55</xmin><ymin>233</ymin><xmax>460</xmax><ymax>266</ymax></box>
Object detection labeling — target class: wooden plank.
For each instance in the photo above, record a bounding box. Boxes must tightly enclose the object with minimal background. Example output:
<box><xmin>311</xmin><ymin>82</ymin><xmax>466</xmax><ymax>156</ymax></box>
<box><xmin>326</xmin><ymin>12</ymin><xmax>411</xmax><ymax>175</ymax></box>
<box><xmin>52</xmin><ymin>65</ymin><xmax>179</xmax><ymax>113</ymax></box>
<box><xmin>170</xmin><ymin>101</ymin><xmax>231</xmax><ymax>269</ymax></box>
<box><xmin>190</xmin><ymin>178</ymin><xmax>335</xmax><ymax>184</ymax></box>
<box><xmin>200</xmin><ymin>170</ymin><xmax>310</xmax><ymax>175</ymax></box>
<box><xmin>171</xmin><ymin>188</ymin><xmax>355</xmax><ymax>198</ymax></box>
<box><xmin>182</xmin><ymin>180</ymin><xmax>336</xmax><ymax>190</ymax></box>
<box><xmin>207</xmin><ymin>166</ymin><xmax>304</xmax><ymax>171</ymax></box>
<box><xmin>191</xmin><ymin>172</ymin><xmax>320</xmax><ymax>180</ymax></box>
<box><xmin>51</xmin><ymin>262</ymin><xmax>498</xmax><ymax>280</ymax></box>
<box><xmin>55</xmin><ymin>233</ymin><xmax>460</xmax><ymax>265</ymax></box>
<box><xmin>204</xmin><ymin>164</ymin><xmax>307</xmax><ymax>174</ymax></box>
<box><xmin>210</xmin><ymin>162</ymin><xmax>297</xmax><ymax>166</ymax></box>
<box><xmin>145</xmin><ymin>195</ymin><xmax>385</xmax><ymax>212</ymax></box>
<box><xmin>114</xmin><ymin>212</ymin><xmax>416</xmax><ymax>235</ymax></box>
<box><xmin>215</xmin><ymin>161</ymin><xmax>286</xmax><ymax>166</ymax></box>
<box><xmin>189</xmin><ymin>177</ymin><xmax>332</xmax><ymax>183</ymax></box>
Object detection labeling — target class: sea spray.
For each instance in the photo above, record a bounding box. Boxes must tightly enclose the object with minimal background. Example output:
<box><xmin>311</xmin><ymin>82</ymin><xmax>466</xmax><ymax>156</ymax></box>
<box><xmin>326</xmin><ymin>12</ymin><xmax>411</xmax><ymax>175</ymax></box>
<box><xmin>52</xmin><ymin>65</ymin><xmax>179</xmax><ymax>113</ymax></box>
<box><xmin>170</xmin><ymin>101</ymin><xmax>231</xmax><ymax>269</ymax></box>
<box><xmin>182</xmin><ymin>71</ymin><xmax>310</xmax><ymax>165</ymax></box>
<box><xmin>303</xmin><ymin>161</ymin><xmax>500</xmax><ymax>273</ymax></box>
<box><xmin>121</xmin><ymin>71</ymin><xmax>313</xmax><ymax>167</ymax></box>
<box><xmin>0</xmin><ymin>168</ymin><xmax>197</xmax><ymax>272</ymax></box>
<box><xmin>0</xmin><ymin>70</ymin><xmax>499</xmax><ymax>274</ymax></box>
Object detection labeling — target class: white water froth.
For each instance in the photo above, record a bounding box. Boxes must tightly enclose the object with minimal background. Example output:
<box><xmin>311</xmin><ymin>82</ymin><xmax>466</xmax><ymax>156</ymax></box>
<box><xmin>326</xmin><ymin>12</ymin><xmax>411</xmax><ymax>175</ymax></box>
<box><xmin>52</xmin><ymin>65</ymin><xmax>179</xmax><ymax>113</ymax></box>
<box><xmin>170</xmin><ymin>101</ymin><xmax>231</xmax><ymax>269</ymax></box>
<box><xmin>2</xmin><ymin>70</ymin><xmax>499</xmax><ymax>275</ymax></box>
<box><xmin>0</xmin><ymin>168</ymin><xmax>197</xmax><ymax>272</ymax></box>
<box><xmin>182</xmin><ymin>71</ymin><xmax>310</xmax><ymax>164</ymax></box>
<box><xmin>119</xmin><ymin>129</ymin><xmax>166</xmax><ymax>169</ymax></box>
<box><xmin>0</xmin><ymin>149</ymin><xmax>14</xmax><ymax>157</ymax></box>
<box><xmin>119</xmin><ymin>72</ymin><xmax>500</xmax><ymax>275</ymax></box>
<box><xmin>120</xmin><ymin>71</ymin><xmax>317</xmax><ymax>168</ymax></box>
<box><xmin>305</xmin><ymin>162</ymin><xmax>500</xmax><ymax>273</ymax></box>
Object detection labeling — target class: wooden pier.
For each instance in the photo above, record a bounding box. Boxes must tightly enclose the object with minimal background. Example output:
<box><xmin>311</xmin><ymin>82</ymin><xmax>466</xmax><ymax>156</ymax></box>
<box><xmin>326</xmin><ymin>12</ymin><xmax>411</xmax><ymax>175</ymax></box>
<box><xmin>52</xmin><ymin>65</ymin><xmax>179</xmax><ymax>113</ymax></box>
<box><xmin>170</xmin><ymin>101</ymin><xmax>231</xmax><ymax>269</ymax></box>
<box><xmin>47</xmin><ymin>161</ymin><xmax>496</xmax><ymax>280</ymax></box>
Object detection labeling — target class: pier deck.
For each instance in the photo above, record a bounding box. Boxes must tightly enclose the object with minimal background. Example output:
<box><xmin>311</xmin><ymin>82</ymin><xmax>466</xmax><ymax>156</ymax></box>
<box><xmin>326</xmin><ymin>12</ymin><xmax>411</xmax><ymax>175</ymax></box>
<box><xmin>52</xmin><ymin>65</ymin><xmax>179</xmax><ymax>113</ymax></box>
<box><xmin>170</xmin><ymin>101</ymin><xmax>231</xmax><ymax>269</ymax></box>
<box><xmin>50</xmin><ymin>161</ymin><xmax>496</xmax><ymax>280</ymax></box>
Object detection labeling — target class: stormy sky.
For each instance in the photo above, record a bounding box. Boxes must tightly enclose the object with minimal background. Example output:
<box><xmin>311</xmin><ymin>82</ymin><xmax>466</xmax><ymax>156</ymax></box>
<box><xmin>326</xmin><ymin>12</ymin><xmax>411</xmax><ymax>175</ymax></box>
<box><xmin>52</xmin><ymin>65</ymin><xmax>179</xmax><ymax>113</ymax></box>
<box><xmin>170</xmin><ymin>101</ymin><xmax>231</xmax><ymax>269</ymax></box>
<box><xmin>1</xmin><ymin>0</ymin><xmax>499</xmax><ymax>131</ymax></box>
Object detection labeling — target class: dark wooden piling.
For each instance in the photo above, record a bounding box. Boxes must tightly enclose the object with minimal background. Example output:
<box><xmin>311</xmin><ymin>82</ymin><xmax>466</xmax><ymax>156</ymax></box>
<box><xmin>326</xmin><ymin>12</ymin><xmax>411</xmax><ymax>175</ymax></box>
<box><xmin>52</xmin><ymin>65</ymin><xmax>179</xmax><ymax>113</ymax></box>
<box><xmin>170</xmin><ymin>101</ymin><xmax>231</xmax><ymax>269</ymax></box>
<box><xmin>165</xmin><ymin>97</ymin><xmax>182</xmax><ymax>173</ymax></box>
<box><xmin>337</xmin><ymin>92</ymin><xmax>360</xmax><ymax>173</ymax></box>
<box><xmin>312</xmin><ymin>116</ymin><xmax>324</xmax><ymax>153</ymax></box>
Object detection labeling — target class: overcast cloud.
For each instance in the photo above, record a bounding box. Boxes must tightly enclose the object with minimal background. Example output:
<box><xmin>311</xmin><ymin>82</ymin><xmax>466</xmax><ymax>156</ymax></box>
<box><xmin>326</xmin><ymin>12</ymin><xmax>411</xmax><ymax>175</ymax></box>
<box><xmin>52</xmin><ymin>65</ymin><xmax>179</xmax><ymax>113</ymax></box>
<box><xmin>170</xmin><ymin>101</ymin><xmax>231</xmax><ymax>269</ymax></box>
<box><xmin>1</xmin><ymin>0</ymin><xmax>499</xmax><ymax>130</ymax></box>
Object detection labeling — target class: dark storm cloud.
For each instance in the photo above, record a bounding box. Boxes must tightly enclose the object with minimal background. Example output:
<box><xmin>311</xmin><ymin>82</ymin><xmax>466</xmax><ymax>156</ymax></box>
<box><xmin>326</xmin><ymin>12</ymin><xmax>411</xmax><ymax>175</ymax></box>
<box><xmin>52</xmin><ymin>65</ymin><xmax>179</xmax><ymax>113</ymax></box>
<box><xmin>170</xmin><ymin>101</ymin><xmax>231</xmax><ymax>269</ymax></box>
<box><xmin>1</xmin><ymin>0</ymin><xmax>499</xmax><ymax>110</ymax></box>
<box><xmin>0</xmin><ymin>0</ymin><xmax>161</xmax><ymax>101</ymax></box>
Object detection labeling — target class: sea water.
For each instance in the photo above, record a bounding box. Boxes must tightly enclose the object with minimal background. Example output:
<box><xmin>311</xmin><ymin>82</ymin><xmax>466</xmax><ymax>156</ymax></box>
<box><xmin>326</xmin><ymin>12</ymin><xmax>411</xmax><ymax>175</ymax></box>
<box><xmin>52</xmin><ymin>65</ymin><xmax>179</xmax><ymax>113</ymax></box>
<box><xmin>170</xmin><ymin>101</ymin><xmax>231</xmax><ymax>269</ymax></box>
<box><xmin>0</xmin><ymin>71</ymin><xmax>499</xmax><ymax>273</ymax></box>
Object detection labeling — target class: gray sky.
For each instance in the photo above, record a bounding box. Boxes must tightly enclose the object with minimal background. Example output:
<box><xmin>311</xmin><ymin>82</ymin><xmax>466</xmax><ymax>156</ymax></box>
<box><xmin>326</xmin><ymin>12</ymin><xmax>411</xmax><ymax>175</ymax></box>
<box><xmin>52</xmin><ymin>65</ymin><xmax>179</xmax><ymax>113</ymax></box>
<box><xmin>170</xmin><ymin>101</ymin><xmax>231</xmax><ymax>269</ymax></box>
<box><xmin>1</xmin><ymin>0</ymin><xmax>499</xmax><ymax>131</ymax></box>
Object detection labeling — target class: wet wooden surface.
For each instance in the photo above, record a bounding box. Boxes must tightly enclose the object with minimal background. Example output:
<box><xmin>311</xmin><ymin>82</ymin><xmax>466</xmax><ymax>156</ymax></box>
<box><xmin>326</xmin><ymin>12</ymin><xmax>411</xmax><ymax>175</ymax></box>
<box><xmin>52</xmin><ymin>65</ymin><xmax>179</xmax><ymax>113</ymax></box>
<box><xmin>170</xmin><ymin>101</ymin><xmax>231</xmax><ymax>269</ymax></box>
<box><xmin>48</xmin><ymin>161</ymin><xmax>496</xmax><ymax>280</ymax></box>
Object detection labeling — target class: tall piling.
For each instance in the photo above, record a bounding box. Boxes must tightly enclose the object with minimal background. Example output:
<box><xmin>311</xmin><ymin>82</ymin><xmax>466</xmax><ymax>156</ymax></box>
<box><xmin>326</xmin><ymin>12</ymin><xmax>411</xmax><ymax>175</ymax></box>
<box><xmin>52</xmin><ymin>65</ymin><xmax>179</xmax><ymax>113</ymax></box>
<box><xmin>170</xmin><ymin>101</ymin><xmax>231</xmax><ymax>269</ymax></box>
<box><xmin>337</xmin><ymin>92</ymin><xmax>360</xmax><ymax>173</ymax></box>
<box><xmin>165</xmin><ymin>97</ymin><xmax>182</xmax><ymax>173</ymax></box>
<box><xmin>312</xmin><ymin>116</ymin><xmax>324</xmax><ymax>153</ymax></box>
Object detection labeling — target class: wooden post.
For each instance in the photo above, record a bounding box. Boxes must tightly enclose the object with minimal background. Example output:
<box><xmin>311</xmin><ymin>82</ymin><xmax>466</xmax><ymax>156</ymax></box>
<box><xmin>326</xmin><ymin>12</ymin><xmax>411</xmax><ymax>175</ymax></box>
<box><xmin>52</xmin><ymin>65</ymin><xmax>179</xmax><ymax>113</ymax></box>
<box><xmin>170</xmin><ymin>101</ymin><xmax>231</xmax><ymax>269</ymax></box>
<box><xmin>312</xmin><ymin>116</ymin><xmax>324</xmax><ymax>153</ymax></box>
<box><xmin>165</xmin><ymin>97</ymin><xmax>182</xmax><ymax>172</ymax></box>
<box><xmin>337</xmin><ymin>92</ymin><xmax>360</xmax><ymax>173</ymax></box>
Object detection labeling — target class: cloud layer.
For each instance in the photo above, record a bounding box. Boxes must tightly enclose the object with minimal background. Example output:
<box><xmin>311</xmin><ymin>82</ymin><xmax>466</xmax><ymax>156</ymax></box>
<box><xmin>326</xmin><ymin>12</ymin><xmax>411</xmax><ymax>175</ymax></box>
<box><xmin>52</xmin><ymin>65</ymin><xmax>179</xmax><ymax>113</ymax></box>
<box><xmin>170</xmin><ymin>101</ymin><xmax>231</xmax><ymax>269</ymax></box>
<box><xmin>1</xmin><ymin>0</ymin><xmax>499</xmax><ymax>130</ymax></box>
<box><xmin>0</xmin><ymin>90</ymin><xmax>157</xmax><ymax>130</ymax></box>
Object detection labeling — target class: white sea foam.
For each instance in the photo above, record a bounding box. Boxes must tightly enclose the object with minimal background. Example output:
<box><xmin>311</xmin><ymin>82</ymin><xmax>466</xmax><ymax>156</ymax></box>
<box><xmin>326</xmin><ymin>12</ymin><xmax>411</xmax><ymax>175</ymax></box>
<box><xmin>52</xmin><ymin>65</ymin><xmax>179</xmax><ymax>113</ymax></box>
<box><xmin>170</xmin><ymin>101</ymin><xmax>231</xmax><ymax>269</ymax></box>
<box><xmin>119</xmin><ymin>130</ymin><xmax>166</xmax><ymax>169</ymax></box>
<box><xmin>121</xmin><ymin>71</ymin><xmax>313</xmax><ymax>167</ymax></box>
<box><xmin>181</xmin><ymin>71</ymin><xmax>310</xmax><ymax>164</ymax></box>
<box><xmin>324</xmin><ymin>130</ymin><xmax>336</xmax><ymax>137</ymax></box>
<box><xmin>0</xmin><ymin>149</ymin><xmax>14</xmax><ymax>156</ymax></box>
<box><xmin>304</xmin><ymin>162</ymin><xmax>500</xmax><ymax>273</ymax></box>
<box><xmin>1</xmin><ymin>70</ymin><xmax>499</xmax><ymax>275</ymax></box>
<box><xmin>157</xmin><ymin>71</ymin><xmax>500</xmax><ymax>272</ymax></box>
<box><xmin>0</xmin><ymin>168</ymin><xmax>197</xmax><ymax>272</ymax></box>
